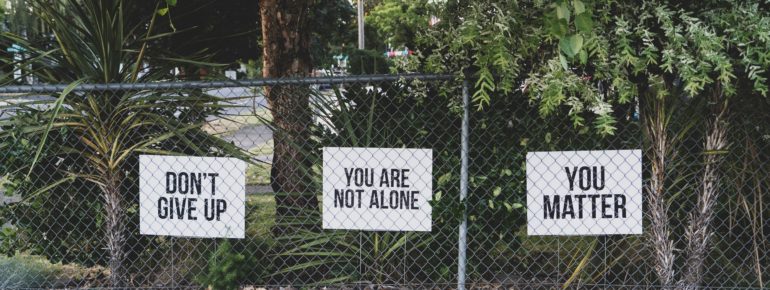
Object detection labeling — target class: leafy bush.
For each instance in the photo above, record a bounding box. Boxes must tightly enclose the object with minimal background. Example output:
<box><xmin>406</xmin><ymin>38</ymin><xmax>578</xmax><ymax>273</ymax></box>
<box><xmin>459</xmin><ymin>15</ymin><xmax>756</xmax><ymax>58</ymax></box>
<box><xmin>198</xmin><ymin>240</ymin><xmax>246</xmax><ymax>290</ymax></box>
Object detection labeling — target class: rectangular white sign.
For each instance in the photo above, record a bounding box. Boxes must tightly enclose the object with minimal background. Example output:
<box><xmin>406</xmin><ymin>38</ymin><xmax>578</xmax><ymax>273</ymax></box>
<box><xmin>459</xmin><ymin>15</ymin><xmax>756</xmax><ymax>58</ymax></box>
<box><xmin>139</xmin><ymin>155</ymin><xmax>246</xmax><ymax>239</ymax></box>
<box><xmin>323</xmin><ymin>147</ymin><xmax>433</xmax><ymax>231</ymax></box>
<box><xmin>526</xmin><ymin>150</ymin><xmax>642</xmax><ymax>236</ymax></box>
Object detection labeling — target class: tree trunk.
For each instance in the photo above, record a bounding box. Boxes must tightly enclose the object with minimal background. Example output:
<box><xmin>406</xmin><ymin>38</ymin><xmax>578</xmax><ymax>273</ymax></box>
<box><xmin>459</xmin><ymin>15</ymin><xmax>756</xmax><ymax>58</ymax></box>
<box><xmin>100</xmin><ymin>170</ymin><xmax>127</xmax><ymax>288</ymax></box>
<box><xmin>260</xmin><ymin>1</ymin><xmax>318</xmax><ymax>284</ymax></box>
<box><xmin>679</xmin><ymin>88</ymin><xmax>728</xmax><ymax>290</ymax></box>
<box><xmin>260</xmin><ymin>0</ymin><xmax>314</xmax><ymax>197</ymax></box>
<box><xmin>642</xmin><ymin>90</ymin><xmax>676</xmax><ymax>288</ymax></box>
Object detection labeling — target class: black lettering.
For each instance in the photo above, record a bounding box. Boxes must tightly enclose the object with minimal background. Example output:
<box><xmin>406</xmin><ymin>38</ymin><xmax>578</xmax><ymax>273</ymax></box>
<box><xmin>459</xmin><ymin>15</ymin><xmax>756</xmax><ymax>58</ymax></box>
<box><xmin>401</xmin><ymin>169</ymin><xmax>410</xmax><ymax>188</ymax></box>
<box><xmin>356</xmin><ymin>189</ymin><xmax>364</xmax><ymax>208</ymax></box>
<box><xmin>208</xmin><ymin>173</ymin><xmax>218</xmax><ymax>195</ymax></box>
<box><xmin>579</xmin><ymin>167</ymin><xmax>591</xmax><ymax>190</ymax></box>
<box><xmin>562</xmin><ymin>195</ymin><xmax>575</xmax><ymax>219</ymax></box>
<box><xmin>345</xmin><ymin>168</ymin><xmax>354</xmax><ymax>186</ymax></box>
<box><xmin>379</xmin><ymin>169</ymin><xmax>390</xmax><ymax>187</ymax></box>
<box><xmin>601</xmin><ymin>194</ymin><xmax>612</xmax><ymax>218</ymax></box>
<box><xmin>334</xmin><ymin>189</ymin><xmax>345</xmax><ymax>208</ymax></box>
<box><xmin>565</xmin><ymin>167</ymin><xmax>578</xmax><ymax>191</ymax></box>
<box><xmin>345</xmin><ymin>189</ymin><xmax>355</xmax><ymax>208</ymax></box>
<box><xmin>589</xmin><ymin>195</ymin><xmax>599</xmax><ymax>218</ymax></box>
<box><xmin>190</xmin><ymin>173</ymin><xmax>202</xmax><ymax>195</ymax></box>
<box><xmin>369</xmin><ymin>190</ymin><xmax>380</xmax><ymax>208</ymax></box>
<box><xmin>593</xmin><ymin>166</ymin><xmax>605</xmax><ymax>190</ymax></box>
<box><xmin>575</xmin><ymin>195</ymin><xmax>586</xmax><ymax>218</ymax></box>
<box><xmin>187</xmin><ymin>198</ymin><xmax>197</xmax><ymax>220</ymax></box>
<box><xmin>353</xmin><ymin>168</ymin><xmax>374</xmax><ymax>186</ymax></box>
<box><xmin>544</xmin><ymin>195</ymin><xmax>560</xmax><ymax>219</ymax></box>
<box><xmin>178</xmin><ymin>173</ymin><xmax>189</xmax><ymax>194</ymax></box>
<box><xmin>158</xmin><ymin>197</ymin><xmax>168</xmax><ymax>218</ymax></box>
<box><xmin>615</xmin><ymin>194</ymin><xmax>626</xmax><ymax>218</ymax></box>
<box><xmin>175</xmin><ymin>197</ymin><xmax>186</xmax><ymax>219</ymax></box>
<box><xmin>216</xmin><ymin>200</ymin><xmax>227</xmax><ymax>221</ymax></box>
<box><xmin>204</xmin><ymin>199</ymin><xmax>215</xmax><ymax>221</ymax></box>
<box><xmin>380</xmin><ymin>190</ymin><xmax>388</xmax><ymax>208</ymax></box>
<box><xmin>166</xmin><ymin>172</ymin><xmax>177</xmax><ymax>193</ymax></box>
<box><xmin>354</xmin><ymin>168</ymin><xmax>364</xmax><ymax>186</ymax></box>
<box><xmin>386</xmin><ymin>190</ymin><xmax>397</xmax><ymax>209</ymax></box>
<box><xmin>400</xmin><ymin>190</ymin><xmax>410</xmax><ymax>209</ymax></box>
<box><xmin>390</xmin><ymin>169</ymin><xmax>401</xmax><ymax>187</ymax></box>
<box><xmin>411</xmin><ymin>191</ymin><xmax>420</xmax><ymax>209</ymax></box>
<box><xmin>365</xmin><ymin>169</ymin><xmax>374</xmax><ymax>186</ymax></box>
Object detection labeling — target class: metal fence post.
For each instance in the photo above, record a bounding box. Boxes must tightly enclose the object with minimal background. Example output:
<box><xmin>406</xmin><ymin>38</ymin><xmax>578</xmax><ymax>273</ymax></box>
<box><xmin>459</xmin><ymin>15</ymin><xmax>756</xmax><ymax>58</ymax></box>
<box><xmin>458</xmin><ymin>79</ymin><xmax>470</xmax><ymax>290</ymax></box>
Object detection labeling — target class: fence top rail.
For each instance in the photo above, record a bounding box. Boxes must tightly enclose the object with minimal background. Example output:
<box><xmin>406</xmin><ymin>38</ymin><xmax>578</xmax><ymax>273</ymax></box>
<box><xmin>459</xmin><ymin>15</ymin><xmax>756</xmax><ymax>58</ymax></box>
<box><xmin>0</xmin><ymin>73</ymin><xmax>455</xmax><ymax>94</ymax></box>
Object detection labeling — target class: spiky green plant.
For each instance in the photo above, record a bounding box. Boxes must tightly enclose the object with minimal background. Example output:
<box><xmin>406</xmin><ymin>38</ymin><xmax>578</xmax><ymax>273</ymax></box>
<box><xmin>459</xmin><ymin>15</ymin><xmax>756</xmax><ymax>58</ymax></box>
<box><xmin>0</xmin><ymin>0</ymin><xmax>246</xmax><ymax>287</ymax></box>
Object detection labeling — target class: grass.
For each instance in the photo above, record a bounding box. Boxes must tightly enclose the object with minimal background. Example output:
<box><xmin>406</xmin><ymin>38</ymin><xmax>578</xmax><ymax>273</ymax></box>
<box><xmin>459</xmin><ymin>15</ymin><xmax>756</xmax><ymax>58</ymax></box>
<box><xmin>246</xmin><ymin>140</ymin><xmax>274</xmax><ymax>185</ymax></box>
<box><xmin>0</xmin><ymin>254</ymin><xmax>107</xmax><ymax>288</ymax></box>
<box><xmin>246</xmin><ymin>162</ymin><xmax>272</xmax><ymax>185</ymax></box>
<box><xmin>248</xmin><ymin>139</ymin><xmax>274</xmax><ymax>156</ymax></box>
<box><xmin>246</xmin><ymin>195</ymin><xmax>276</xmax><ymax>237</ymax></box>
<box><xmin>204</xmin><ymin>111</ymin><xmax>275</xmax><ymax>186</ymax></box>
<box><xmin>202</xmin><ymin>108</ymin><xmax>272</xmax><ymax>137</ymax></box>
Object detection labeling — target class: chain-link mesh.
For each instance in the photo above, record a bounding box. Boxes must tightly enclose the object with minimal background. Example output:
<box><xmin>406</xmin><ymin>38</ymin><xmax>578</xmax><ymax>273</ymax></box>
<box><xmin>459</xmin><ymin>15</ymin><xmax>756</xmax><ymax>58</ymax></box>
<box><xmin>0</xmin><ymin>74</ymin><xmax>767</xmax><ymax>289</ymax></box>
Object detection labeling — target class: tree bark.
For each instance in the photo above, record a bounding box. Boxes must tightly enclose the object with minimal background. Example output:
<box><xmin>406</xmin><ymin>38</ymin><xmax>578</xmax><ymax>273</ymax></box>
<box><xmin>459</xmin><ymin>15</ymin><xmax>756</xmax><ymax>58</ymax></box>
<box><xmin>260</xmin><ymin>0</ymin><xmax>316</xmax><ymax>200</ymax></box>
<box><xmin>260</xmin><ymin>1</ymin><xmax>318</xmax><ymax>284</ymax></box>
<box><xmin>679</xmin><ymin>87</ymin><xmax>728</xmax><ymax>290</ymax></box>
<box><xmin>642</xmin><ymin>89</ymin><xmax>676</xmax><ymax>288</ymax></box>
<box><xmin>100</xmin><ymin>170</ymin><xmax>127</xmax><ymax>288</ymax></box>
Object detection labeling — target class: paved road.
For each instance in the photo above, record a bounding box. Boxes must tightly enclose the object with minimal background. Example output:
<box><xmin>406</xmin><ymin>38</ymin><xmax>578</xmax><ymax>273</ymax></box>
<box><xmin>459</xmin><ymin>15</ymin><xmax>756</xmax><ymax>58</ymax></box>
<box><xmin>208</xmin><ymin>88</ymin><xmax>274</xmax><ymax>165</ymax></box>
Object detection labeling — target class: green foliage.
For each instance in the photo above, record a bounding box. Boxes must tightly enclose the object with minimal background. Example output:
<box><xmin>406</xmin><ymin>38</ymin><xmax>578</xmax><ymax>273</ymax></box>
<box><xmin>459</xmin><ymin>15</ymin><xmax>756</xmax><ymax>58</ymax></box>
<box><xmin>263</xmin><ymin>82</ymin><xmax>461</xmax><ymax>284</ymax></box>
<box><xmin>0</xmin><ymin>0</ymin><xmax>249</xmax><ymax>285</ymax></box>
<box><xmin>198</xmin><ymin>240</ymin><xmax>246</xmax><ymax>290</ymax></box>
<box><xmin>420</xmin><ymin>0</ymin><xmax>547</xmax><ymax>109</ymax></box>
<box><xmin>367</xmin><ymin>0</ymin><xmax>430</xmax><ymax>49</ymax></box>
<box><xmin>418</xmin><ymin>0</ymin><xmax>770</xmax><ymax>136</ymax></box>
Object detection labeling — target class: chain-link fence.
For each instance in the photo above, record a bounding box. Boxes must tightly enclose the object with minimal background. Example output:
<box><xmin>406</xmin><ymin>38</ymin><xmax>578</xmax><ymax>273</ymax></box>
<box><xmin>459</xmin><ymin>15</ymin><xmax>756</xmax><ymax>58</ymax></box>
<box><xmin>0</xmin><ymin>74</ymin><xmax>768</xmax><ymax>289</ymax></box>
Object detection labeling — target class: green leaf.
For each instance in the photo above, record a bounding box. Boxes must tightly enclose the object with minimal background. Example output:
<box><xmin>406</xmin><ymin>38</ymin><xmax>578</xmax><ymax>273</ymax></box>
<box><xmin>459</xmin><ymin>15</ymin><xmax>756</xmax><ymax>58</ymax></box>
<box><xmin>27</xmin><ymin>80</ymin><xmax>84</xmax><ymax>177</ymax></box>
<box><xmin>157</xmin><ymin>7</ymin><xmax>169</xmax><ymax>16</ymax></box>
<box><xmin>573</xmin><ymin>0</ymin><xmax>586</xmax><ymax>15</ymax></box>
<box><xmin>579</xmin><ymin>49</ymin><xmax>588</xmax><ymax>64</ymax></box>
<box><xmin>559</xmin><ymin>53</ymin><xmax>569</xmax><ymax>70</ymax></box>
<box><xmin>556</xmin><ymin>3</ymin><xmax>570</xmax><ymax>22</ymax></box>
<box><xmin>549</xmin><ymin>19</ymin><xmax>569</xmax><ymax>37</ymax></box>
<box><xmin>492</xmin><ymin>186</ymin><xmax>502</xmax><ymax>197</ymax></box>
<box><xmin>560</xmin><ymin>34</ymin><xmax>584</xmax><ymax>57</ymax></box>
<box><xmin>575</xmin><ymin>13</ymin><xmax>593</xmax><ymax>33</ymax></box>
<box><xmin>165</xmin><ymin>0</ymin><xmax>177</xmax><ymax>6</ymax></box>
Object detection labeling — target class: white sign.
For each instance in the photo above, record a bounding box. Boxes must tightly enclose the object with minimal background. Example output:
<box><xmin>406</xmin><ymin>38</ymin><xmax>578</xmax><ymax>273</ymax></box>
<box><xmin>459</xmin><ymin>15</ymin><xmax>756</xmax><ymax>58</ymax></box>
<box><xmin>526</xmin><ymin>150</ymin><xmax>642</xmax><ymax>236</ymax></box>
<box><xmin>323</xmin><ymin>147</ymin><xmax>433</xmax><ymax>231</ymax></box>
<box><xmin>139</xmin><ymin>155</ymin><xmax>246</xmax><ymax>239</ymax></box>
<box><xmin>225</xmin><ymin>70</ymin><xmax>237</xmax><ymax>80</ymax></box>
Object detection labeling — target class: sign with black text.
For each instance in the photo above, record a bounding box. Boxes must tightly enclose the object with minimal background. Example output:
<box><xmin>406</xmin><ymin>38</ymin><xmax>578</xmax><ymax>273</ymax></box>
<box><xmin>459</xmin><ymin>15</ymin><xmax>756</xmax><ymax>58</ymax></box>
<box><xmin>526</xmin><ymin>150</ymin><xmax>642</xmax><ymax>235</ymax></box>
<box><xmin>139</xmin><ymin>155</ymin><xmax>246</xmax><ymax>239</ymax></box>
<box><xmin>323</xmin><ymin>147</ymin><xmax>432</xmax><ymax>231</ymax></box>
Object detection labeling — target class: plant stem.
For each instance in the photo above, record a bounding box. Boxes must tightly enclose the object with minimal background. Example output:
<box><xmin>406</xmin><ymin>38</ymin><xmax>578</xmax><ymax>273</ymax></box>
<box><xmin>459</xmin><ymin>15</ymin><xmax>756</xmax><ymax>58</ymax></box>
<box><xmin>100</xmin><ymin>169</ymin><xmax>126</xmax><ymax>287</ymax></box>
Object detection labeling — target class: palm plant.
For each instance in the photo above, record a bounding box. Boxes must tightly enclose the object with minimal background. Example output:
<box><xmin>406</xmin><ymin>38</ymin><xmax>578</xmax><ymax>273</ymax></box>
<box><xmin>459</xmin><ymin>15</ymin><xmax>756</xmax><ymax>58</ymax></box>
<box><xmin>260</xmin><ymin>82</ymin><xmax>446</xmax><ymax>286</ymax></box>
<box><xmin>0</xmin><ymin>0</ymin><xmax>245</xmax><ymax>286</ymax></box>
